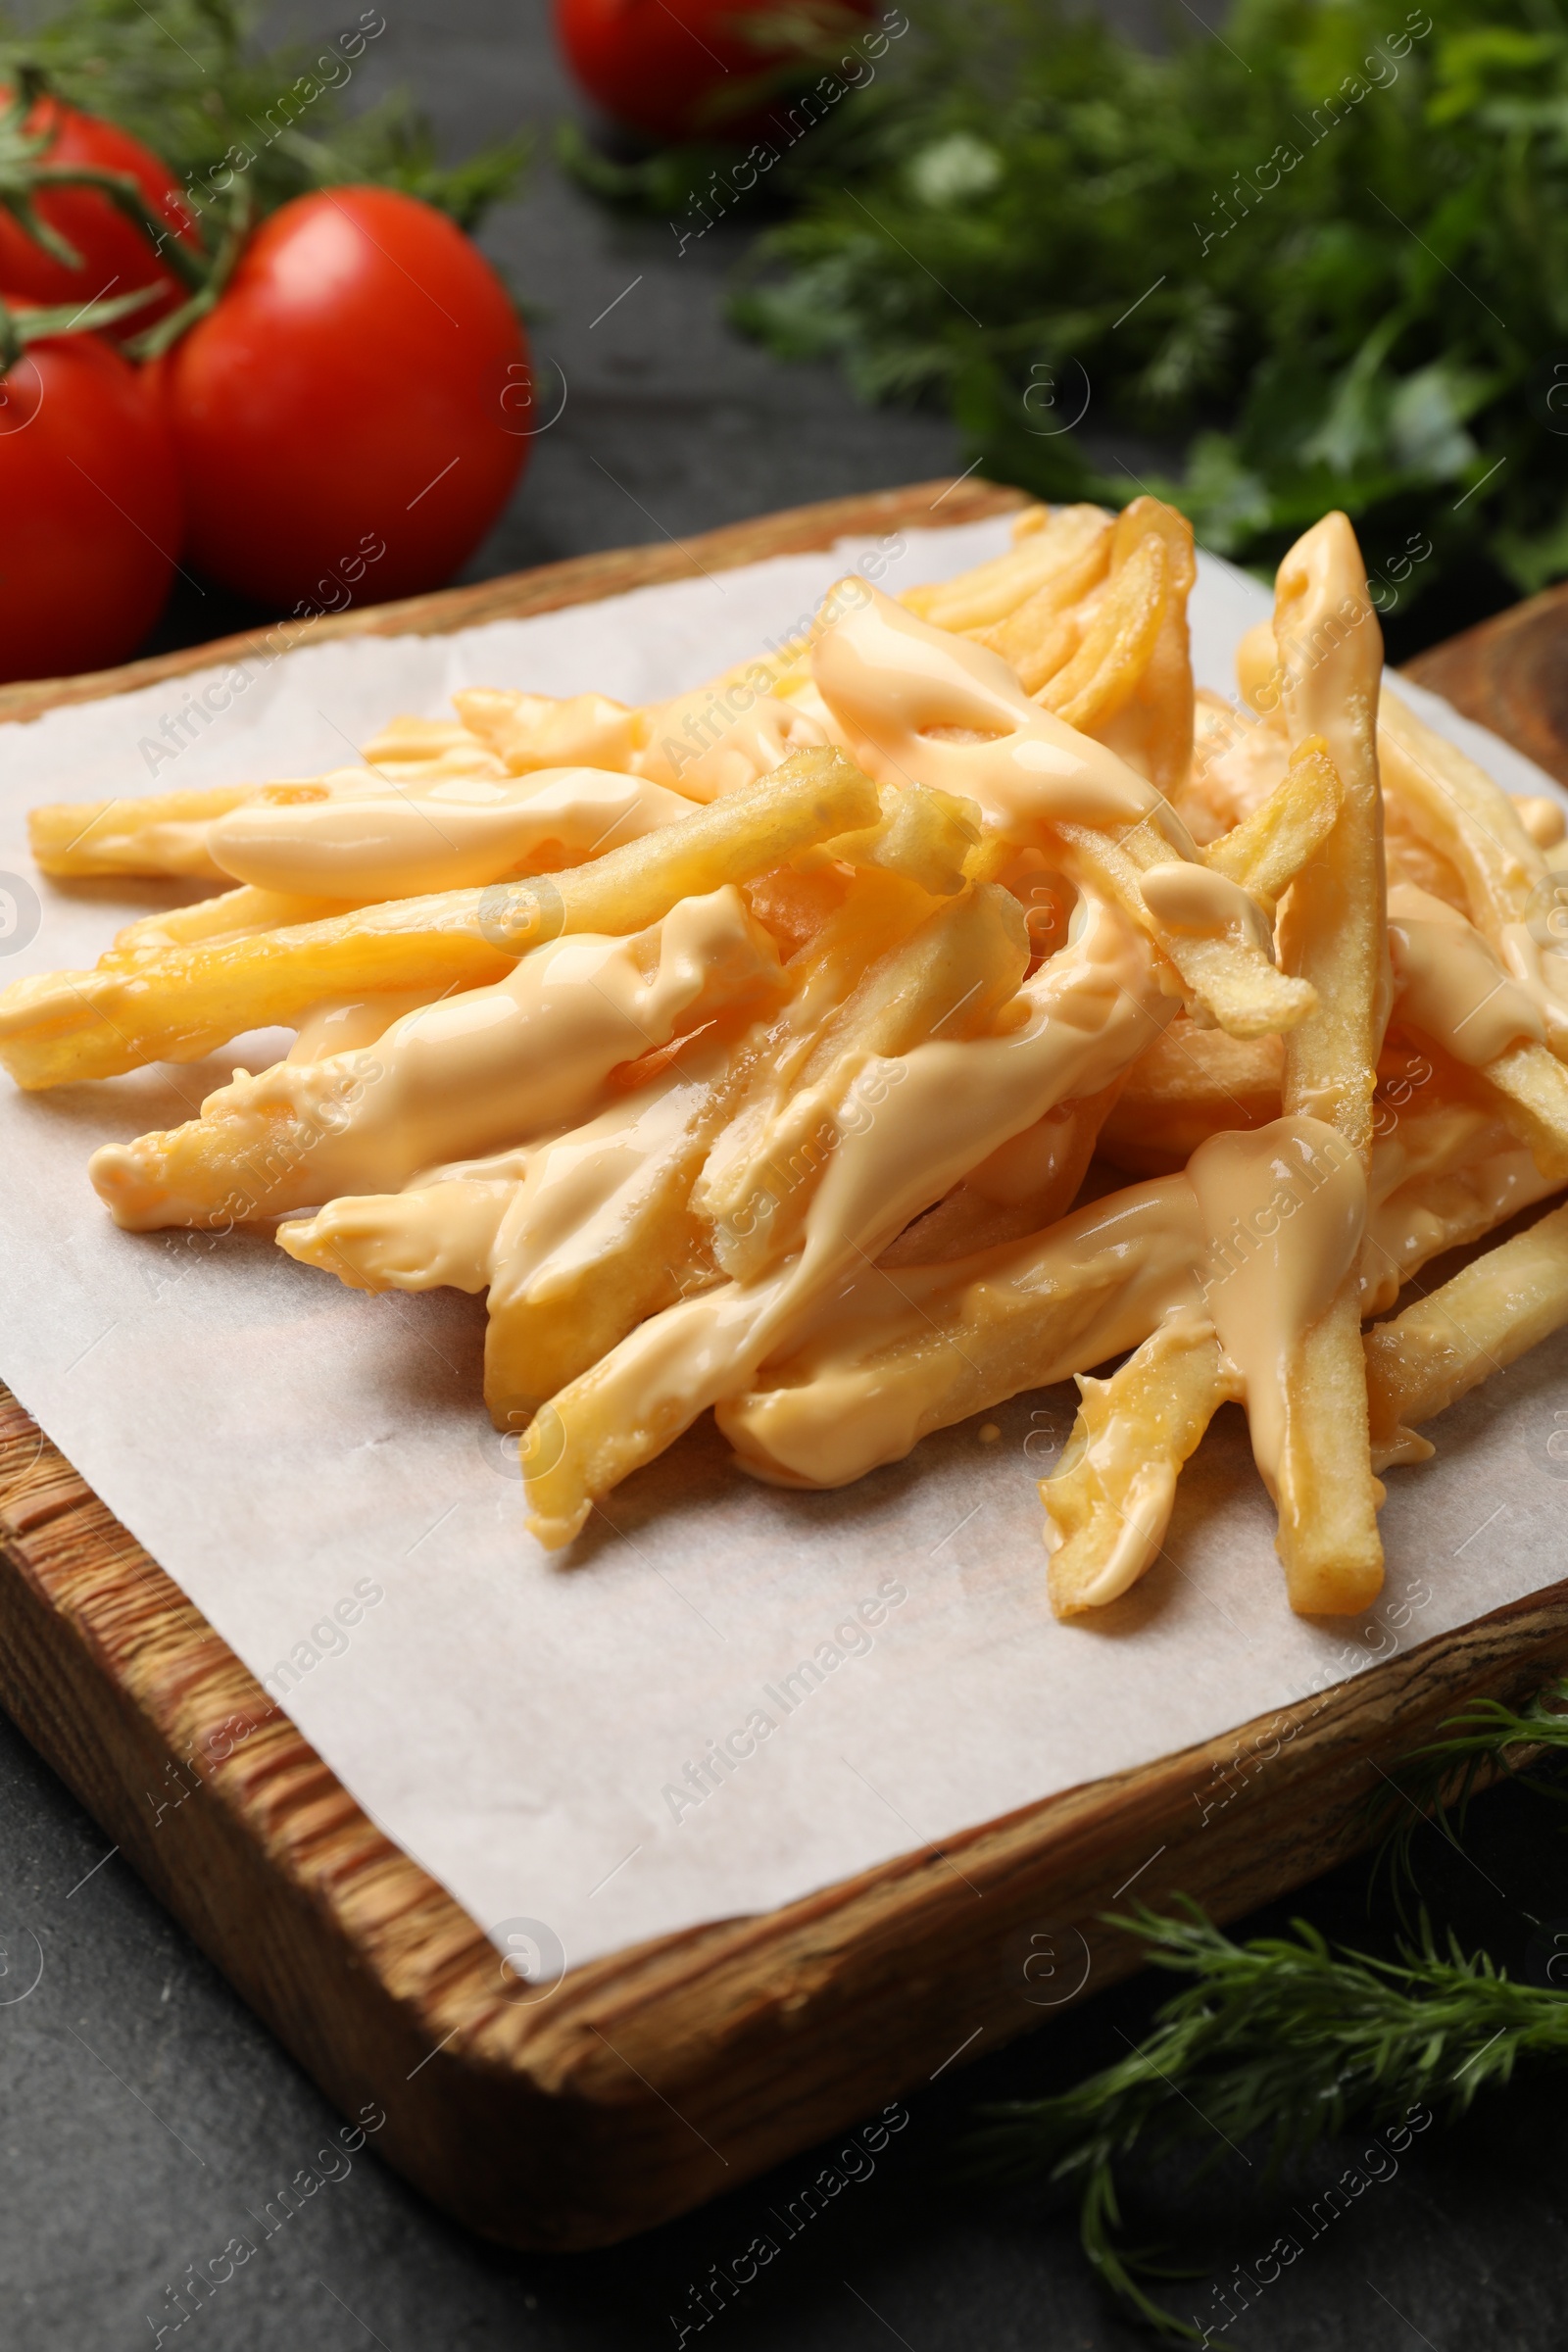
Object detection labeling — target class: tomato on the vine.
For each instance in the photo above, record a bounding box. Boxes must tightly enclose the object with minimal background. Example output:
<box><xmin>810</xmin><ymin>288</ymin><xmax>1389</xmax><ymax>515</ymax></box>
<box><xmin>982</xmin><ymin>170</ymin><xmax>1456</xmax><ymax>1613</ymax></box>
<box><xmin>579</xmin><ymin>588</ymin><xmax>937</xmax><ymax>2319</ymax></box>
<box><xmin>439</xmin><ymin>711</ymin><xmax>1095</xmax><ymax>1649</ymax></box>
<box><xmin>152</xmin><ymin>186</ymin><xmax>529</xmax><ymax>609</ymax></box>
<box><xmin>0</xmin><ymin>93</ymin><xmax>196</xmax><ymax>345</ymax></box>
<box><xmin>0</xmin><ymin>325</ymin><xmax>182</xmax><ymax>684</ymax></box>
<box><xmin>555</xmin><ymin>0</ymin><xmax>873</xmax><ymax>144</ymax></box>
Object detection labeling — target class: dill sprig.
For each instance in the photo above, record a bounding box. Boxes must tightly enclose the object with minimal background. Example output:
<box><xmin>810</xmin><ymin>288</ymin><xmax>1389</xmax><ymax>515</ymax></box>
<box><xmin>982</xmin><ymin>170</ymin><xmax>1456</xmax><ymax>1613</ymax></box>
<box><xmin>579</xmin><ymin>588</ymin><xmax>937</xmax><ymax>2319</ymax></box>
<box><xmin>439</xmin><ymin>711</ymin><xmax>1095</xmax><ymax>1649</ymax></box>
<box><xmin>966</xmin><ymin>1901</ymin><xmax>1568</xmax><ymax>2339</ymax></box>
<box><xmin>1369</xmin><ymin>1674</ymin><xmax>1568</xmax><ymax>1914</ymax></box>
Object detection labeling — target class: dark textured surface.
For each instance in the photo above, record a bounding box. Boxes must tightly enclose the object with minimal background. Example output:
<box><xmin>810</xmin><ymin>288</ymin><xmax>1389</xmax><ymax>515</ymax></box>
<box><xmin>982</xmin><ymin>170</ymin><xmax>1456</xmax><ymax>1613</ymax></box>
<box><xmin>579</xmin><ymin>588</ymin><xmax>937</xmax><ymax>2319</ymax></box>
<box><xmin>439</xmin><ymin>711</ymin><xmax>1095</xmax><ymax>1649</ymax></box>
<box><xmin>7</xmin><ymin>4</ymin><xmax>1568</xmax><ymax>2347</ymax></box>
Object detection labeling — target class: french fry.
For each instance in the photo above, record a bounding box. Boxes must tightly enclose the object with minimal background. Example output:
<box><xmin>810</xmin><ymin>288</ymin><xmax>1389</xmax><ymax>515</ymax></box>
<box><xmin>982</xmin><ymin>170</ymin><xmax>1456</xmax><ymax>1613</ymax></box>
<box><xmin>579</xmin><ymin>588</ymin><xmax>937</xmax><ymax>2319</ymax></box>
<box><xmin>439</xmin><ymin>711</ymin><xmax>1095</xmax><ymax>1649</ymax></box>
<box><xmin>0</xmin><ymin>749</ymin><xmax>877</xmax><ymax>1088</ymax></box>
<box><xmin>88</xmin><ymin>888</ymin><xmax>788</xmax><ymax>1229</ymax></box>
<box><xmin>1270</xmin><ymin>512</ymin><xmax>1387</xmax><ymax>1614</ymax></box>
<box><xmin>879</xmin><ymin>1080</ymin><xmax>1121</xmax><ymax>1264</ymax></box>
<box><xmin>1036</xmin><ymin>531</ymin><xmax>1168</xmax><ymax>738</ymax></box>
<box><xmin>1360</xmin><ymin>1091</ymin><xmax>1557</xmax><ymax>1312</ymax></box>
<box><xmin>283</xmin><ymin>1030</ymin><xmax>755</xmax><ymax>1422</ymax></box>
<box><xmin>1364</xmin><ymin>1200</ymin><xmax>1568</xmax><ymax>1469</ymax></box>
<box><xmin>103</xmin><ymin>885</ymin><xmax>367</xmax><ymax>963</ymax></box>
<box><xmin>27</xmin><ymin>784</ymin><xmax>253</xmax><ymax>879</ymax></box>
<box><xmin>453</xmin><ymin>687</ymin><xmax>643</xmax><ymax>775</ymax></box>
<box><xmin>525</xmin><ymin>890</ymin><xmax>1171</xmax><ymax>1544</ymax></box>
<box><xmin>481</xmin><ymin>1077</ymin><xmax>733</xmax><ymax>1421</ymax></box>
<box><xmin>1042</xmin><ymin>1314</ymin><xmax>1242</xmax><ymax>1616</ymax></box>
<box><xmin>824</xmin><ymin>781</ymin><xmax>981</xmax><ymax>898</ymax></box>
<box><xmin>1054</xmin><ymin>815</ymin><xmax>1315</xmax><ymax>1042</ymax></box>
<box><xmin>808</xmin><ymin>575</ymin><xmax>1311</xmax><ymax>1042</ymax></box>
<box><xmin>357</xmin><ymin>713</ymin><xmax>506</xmax><ymax>779</ymax></box>
<box><xmin>1456</xmin><ymin>1038</ymin><xmax>1568</xmax><ymax>1180</ymax></box>
<box><xmin>1099</xmin><ymin>1023</ymin><xmax>1283</xmax><ymax>1176</ymax></box>
<box><xmin>1078</xmin><ymin>499</ymin><xmax>1198</xmax><ymax>801</ymax></box>
<box><xmin>969</xmin><ymin>512</ymin><xmax>1114</xmax><ymax>692</ymax></box>
<box><xmin>901</xmin><ymin>504</ymin><xmax>1110</xmax><ymax>634</ymax></box>
<box><xmin>1204</xmin><ymin>737</ymin><xmax>1343</xmax><ymax>915</ymax></box>
<box><xmin>719</xmin><ymin>1171</ymin><xmax>1205</xmax><ymax>1491</ymax></box>
<box><xmin>699</xmin><ymin>882</ymin><xmax>1029</xmax><ymax>1281</ymax></box>
<box><xmin>1378</xmin><ymin>689</ymin><xmax>1546</xmax><ymax>952</ymax></box>
<box><xmin>1180</xmin><ymin>689</ymin><xmax>1291</xmax><ymax>842</ymax></box>
<box><xmin>1382</xmin><ymin>884</ymin><xmax>1568</xmax><ymax>1175</ymax></box>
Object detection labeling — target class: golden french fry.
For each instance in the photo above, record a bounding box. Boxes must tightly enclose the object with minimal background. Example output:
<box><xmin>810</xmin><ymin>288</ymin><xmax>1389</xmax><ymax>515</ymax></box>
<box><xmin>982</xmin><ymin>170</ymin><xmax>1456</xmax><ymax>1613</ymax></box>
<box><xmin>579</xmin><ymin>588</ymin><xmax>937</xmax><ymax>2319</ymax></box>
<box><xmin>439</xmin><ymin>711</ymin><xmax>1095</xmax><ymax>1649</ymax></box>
<box><xmin>1204</xmin><ymin>736</ymin><xmax>1343</xmax><ymax>914</ymax></box>
<box><xmin>358</xmin><ymin>713</ymin><xmax>506</xmax><ymax>779</ymax></box>
<box><xmin>901</xmin><ymin>504</ymin><xmax>1110</xmax><ymax>633</ymax></box>
<box><xmin>879</xmin><ymin>1079</ymin><xmax>1121</xmax><ymax>1264</ymax></box>
<box><xmin>824</xmin><ymin>781</ymin><xmax>982</xmax><ymax>898</ymax></box>
<box><xmin>1364</xmin><ymin>1199</ymin><xmax>1568</xmax><ymax>1469</ymax></box>
<box><xmin>88</xmin><ymin>888</ymin><xmax>787</xmax><ymax>1230</ymax></box>
<box><xmin>1180</xmin><ymin>690</ymin><xmax>1291</xmax><ymax>843</ymax></box>
<box><xmin>527</xmin><ymin>890</ymin><xmax>1172</xmax><ymax>1541</ymax></box>
<box><xmin>104</xmin><ymin>885</ymin><xmax>366</xmax><ymax>964</ymax></box>
<box><xmin>282</xmin><ymin>1032</ymin><xmax>752</xmax><ymax>1422</ymax></box>
<box><xmin>1084</xmin><ymin>498</ymin><xmax>1198</xmax><ymax>800</ymax></box>
<box><xmin>1043</xmin><ymin>1314</ymin><xmax>1242</xmax><ymax>1617</ymax></box>
<box><xmin>0</xmin><ymin>749</ymin><xmax>877</xmax><ymax>1089</ymax></box>
<box><xmin>719</xmin><ymin>1171</ymin><xmax>1204</xmax><ymax>1491</ymax></box>
<box><xmin>1383</xmin><ymin>883</ymin><xmax>1568</xmax><ymax>1175</ymax></box>
<box><xmin>28</xmin><ymin>785</ymin><xmax>254</xmax><ymax>879</ymax></box>
<box><xmin>1099</xmin><ymin>1022</ymin><xmax>1283</xmax><ymax>1176</ymax></box>
<box><xmin>1054</xmin><ymin>816</ymin><xmax>1315</xmax><ymax>1042</ymax></box>
<box><xmin>1036</xmin><ymin>532</ymin><xmax>1168</xmax><ymax>738</ymax></box>
<box><xmin>453</xmin><ymin>687</ymin><xmax>642</xmax><ymax>775</ymax></box>
<box><xmin>480</xmin><ymin>1046</ymin><xmax>751</xmax><ymax>1421</ymax></box>
<box><xmin>1360</xmin><ymin>1090</ymin><xmax>1559</xmax><ymax>1314</ymax></box>
<box><xmin>970</xmin><ymin>514</ymin><xmax>1113</xmax><ymax>693</ymax></box>
<box><xmin>1271</xmin><ymin>511</ymin><xmax>1387</xmax><ymax>1613</ymax></box>
<box><xmin>1378</xmin><ymin>689</ymin><xmax>1546</xmax><ymax>951</ymax></box>
<box><xmin>1459</xmin><ymin>1039</ymin><xmax>1568</xmax><ymax>1179</ymax></box>
<box><xmin>700</xmin><ymin>882</ymin><xmax>1029</xmax><ymax>1281</ymax></box>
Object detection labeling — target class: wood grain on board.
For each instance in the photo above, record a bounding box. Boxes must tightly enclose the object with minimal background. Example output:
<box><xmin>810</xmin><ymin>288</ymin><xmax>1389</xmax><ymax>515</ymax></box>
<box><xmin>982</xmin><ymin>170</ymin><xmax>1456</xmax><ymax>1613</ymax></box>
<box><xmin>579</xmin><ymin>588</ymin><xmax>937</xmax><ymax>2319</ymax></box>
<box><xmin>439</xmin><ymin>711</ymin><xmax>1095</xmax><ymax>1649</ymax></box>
<box><xmin>1404</xmin><ymin>577</ymin><xmax>1568</xmax><ymax>786</ymax></box>
<box><xmin>3</xmin><ymin>476</ymin><xmax>1567</xmax><ymax>2252</ymax></box>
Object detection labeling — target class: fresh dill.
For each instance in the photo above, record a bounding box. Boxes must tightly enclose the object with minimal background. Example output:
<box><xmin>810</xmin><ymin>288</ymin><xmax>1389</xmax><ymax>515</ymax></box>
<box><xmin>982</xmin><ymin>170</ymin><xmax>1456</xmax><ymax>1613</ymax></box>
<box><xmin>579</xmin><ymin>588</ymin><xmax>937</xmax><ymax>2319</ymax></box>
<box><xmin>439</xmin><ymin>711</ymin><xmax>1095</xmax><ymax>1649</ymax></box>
<box><xmin>965</xmin><ymin>1899</ymin><xmax>1568</xmax><ymax>2339</ymax></box>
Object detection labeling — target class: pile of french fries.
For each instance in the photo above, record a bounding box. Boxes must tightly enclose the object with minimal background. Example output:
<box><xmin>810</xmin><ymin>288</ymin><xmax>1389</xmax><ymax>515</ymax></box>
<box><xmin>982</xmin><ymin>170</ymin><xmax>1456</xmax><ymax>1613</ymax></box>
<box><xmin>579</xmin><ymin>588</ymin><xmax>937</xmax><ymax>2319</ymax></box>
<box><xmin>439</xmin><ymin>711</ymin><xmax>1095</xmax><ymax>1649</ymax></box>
<box><xmin>10</xmin><ymin>496</ymin><xmax>1568</xmax><ymax>1621</ymax></box>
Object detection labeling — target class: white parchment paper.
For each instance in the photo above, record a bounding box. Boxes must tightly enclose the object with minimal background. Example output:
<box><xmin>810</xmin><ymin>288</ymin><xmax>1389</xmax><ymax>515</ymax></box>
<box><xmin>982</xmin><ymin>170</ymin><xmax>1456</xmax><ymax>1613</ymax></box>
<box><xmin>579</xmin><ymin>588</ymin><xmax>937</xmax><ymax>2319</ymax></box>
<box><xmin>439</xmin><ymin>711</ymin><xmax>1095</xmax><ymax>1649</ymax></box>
<box><xmin>3</xmin><ymin>517</ymin><xmax>1567</xmax><ymax>1976</ymax></box>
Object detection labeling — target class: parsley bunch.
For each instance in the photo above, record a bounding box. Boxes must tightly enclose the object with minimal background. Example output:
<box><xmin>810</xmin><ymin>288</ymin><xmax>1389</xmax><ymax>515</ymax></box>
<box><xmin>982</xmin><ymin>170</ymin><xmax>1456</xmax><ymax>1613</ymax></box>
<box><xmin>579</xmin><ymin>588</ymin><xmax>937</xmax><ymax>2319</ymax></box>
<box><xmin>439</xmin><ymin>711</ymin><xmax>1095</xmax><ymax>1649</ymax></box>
<box><xmin>713</xmin><ymin>0</ymin><xmax>1568</xmax><ymax>624</ymax></box>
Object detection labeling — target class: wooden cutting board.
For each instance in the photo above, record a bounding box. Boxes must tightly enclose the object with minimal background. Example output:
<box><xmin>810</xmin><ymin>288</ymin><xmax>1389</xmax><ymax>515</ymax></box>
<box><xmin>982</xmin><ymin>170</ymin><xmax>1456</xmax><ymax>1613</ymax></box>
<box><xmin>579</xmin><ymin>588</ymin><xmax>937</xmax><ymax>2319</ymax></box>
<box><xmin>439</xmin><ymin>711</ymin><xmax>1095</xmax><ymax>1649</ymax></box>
<box><xmin>4</xmin><ymin>479</ymin><xmax>1568</xmax><ymax>2254</ymax></box>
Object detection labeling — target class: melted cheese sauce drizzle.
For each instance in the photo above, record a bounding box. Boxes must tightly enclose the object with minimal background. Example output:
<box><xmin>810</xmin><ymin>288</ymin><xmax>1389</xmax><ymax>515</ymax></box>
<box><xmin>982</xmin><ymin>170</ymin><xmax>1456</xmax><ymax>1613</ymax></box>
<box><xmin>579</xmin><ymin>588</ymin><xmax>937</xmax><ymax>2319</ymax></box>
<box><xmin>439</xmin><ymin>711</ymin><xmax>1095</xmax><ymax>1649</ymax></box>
<box><xmin>1387</xmin><ymin>882</ymin><xmax>1545</xmax><ymax>1064</ymax></box>
<box><xmin>89</xmin><ymin>890</ymin><xmax>780</xmax><ymax>1229</ymax></box>
<box><xmin>209</xmin><ymin>767</ymin><xmax>693</xmax><ymax>899</ymax></box>
<box><xmin>720</xmin><ymin>1113</ymin><xmax>1364</xmax><ymax>1495</ymax></box>
<box><xmin>808</xmin><ymin>584</ymin><xmax>1176</xmax><ymax>840</ymax></box>
<box><xmin>524</xmin><ymin>892</ymin><xmax>1172</xmax><ymax>1544</ymax></box>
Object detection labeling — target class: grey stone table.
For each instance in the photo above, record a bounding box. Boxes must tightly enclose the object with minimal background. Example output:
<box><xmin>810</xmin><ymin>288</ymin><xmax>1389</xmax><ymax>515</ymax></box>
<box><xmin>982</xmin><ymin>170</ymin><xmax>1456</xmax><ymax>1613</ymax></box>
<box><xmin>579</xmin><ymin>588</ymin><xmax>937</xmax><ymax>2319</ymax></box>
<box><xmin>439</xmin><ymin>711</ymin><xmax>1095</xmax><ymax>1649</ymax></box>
<box><xmin>4</xmin><ymin>4</ymin><xmax>1567</xmax><ymax>2346</ymax></box>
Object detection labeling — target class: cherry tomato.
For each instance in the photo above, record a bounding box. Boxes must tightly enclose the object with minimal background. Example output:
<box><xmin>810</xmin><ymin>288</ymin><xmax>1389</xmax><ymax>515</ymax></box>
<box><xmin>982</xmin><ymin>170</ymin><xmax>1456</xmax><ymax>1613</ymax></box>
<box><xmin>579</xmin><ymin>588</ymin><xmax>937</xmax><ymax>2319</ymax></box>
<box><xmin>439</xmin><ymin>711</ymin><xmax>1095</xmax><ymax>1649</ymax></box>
<box><xmin>0</xmin><ymin>326</ymin><xmax>181</xmax><ymax>684</ymax></box>
<box><xmin>153</xmin><ymin>187</ymin><xmax>528</xmax><ymax>609</ymax></box>
<box><xmin>556</xmin><ymin>0</ymin><xmax>873</xmax><ymax>144</ymax></box>
<box><xmin>0</xmin><ymin>94</ymin><xmax>195</xmax><ymax>345</ymax></box>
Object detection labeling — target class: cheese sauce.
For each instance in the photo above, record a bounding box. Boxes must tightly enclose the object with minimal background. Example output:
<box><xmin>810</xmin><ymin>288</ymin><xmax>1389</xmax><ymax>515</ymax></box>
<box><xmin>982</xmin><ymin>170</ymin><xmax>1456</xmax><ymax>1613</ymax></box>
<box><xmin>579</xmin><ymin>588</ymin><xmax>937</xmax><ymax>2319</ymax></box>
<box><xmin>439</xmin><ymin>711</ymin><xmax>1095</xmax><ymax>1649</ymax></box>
<box><xmin>89</xmin><ymin>889</ymin><xmax>782</xmax><ymax>1228</ymax></box>
<box><xmin>808</xmin><ymin>583</ymin><xmax>1169</xmax><ymax>837</ymax></box>
<box><xmin>1387</xmin><ymin>882</ymin><xmax>1545</xmax><ymax>1065</ymax></box>
<box><xmin>209</xmin><ymin>768</ymin><xmax>693</xmax><ymax>899</ymax></box>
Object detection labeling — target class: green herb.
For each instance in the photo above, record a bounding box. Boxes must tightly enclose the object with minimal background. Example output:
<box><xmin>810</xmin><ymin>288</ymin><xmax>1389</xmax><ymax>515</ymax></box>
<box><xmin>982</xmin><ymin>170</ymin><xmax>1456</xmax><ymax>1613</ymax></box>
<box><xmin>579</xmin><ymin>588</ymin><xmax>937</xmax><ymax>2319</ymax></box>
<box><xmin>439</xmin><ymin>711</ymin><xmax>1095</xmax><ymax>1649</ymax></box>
<box><xmin>0</xmin><ymin>0</ymin><xmax>528</xmax><ymax>232</ymax></box>
<box><xmin>966</xmin><ymin>1899</ymin><xmax>1568</xmax><ymax>2341</ymax></box>
<box><xmin>1369</xmin><ymin>1672</ymin><xmax>1568</xmax><ymax>1914</ymax></box>
<box><xmin>598</xmin><ymin>0</ymin><xmax>1568</xmax><ymax>621</ymax></box>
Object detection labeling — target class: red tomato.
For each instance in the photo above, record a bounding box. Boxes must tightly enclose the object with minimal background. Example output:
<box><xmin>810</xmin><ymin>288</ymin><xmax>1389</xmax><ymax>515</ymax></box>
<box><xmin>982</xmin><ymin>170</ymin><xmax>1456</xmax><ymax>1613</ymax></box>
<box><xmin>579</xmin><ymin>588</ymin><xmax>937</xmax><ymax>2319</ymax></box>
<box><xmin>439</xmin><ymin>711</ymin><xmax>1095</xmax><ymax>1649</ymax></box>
<box><xmin>556</xmin><ymin>0</ymin><xmax>873</xmax><ymax>144</ymax></box>
<box><xmin>153</xmin><ymin>187</ymin><xmax>528</xmax><ymax>609</ymax></box>
<box><xmin>0</xmin><ymin>94</ymin><xmax>195</xmax><ymax>345</ymax></box>
<box><xmin>0</xmin><ymin>327</ymin><xmax>181</xmax><ymax>684</ymax></box>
